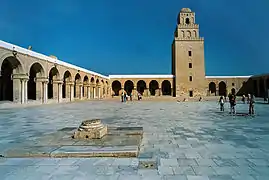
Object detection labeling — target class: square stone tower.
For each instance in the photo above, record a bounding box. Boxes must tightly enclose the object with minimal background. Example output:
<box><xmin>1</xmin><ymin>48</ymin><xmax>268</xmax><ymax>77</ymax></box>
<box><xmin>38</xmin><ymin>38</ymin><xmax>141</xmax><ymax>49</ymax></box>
<box><xmin>172</xmin><ymin>8</ymin><xmax>206</xmax><ymax>98</ymax></box>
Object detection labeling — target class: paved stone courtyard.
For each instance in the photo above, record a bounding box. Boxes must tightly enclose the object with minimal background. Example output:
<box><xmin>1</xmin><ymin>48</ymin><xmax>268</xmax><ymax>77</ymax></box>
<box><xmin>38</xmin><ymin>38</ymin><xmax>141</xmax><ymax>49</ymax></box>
<box><xmin>0</xmin><ymin>100</ymin><xmax>269</xmax><ymax>180</ymax></box>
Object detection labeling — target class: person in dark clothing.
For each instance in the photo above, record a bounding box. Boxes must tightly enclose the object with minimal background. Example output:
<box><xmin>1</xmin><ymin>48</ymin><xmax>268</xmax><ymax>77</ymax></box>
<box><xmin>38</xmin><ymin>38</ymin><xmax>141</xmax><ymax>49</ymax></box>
<box><xmin>228</xmin><ymin>93</ymin><xmax>236</xmax><ymax>114</ymax></box>
<box><xmin>249</xmin><ymin>94</ymin><xmax>255</xmax><ymax>115</ymax></box>
<box><xmin>121</xmin><ymin>91</ymin><xmax>124</xmax><ymax>102</ymax></box>
<box><xmin>219</xmin><ymin>96</ymin><xmax>225</xmax><ymax>111</ymax></box>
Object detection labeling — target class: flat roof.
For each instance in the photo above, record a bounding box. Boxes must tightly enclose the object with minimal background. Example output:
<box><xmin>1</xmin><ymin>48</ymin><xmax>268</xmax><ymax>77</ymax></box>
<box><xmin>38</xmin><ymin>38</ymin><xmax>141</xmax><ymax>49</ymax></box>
<box><xmin>206</xmin><ymin>76</ymin><xmax>252</xmax><ymax>79</ymax></box>
<box><xmin>0</xmin><ymin>40</ymin><xmax>109</xmax><ymax>79</ymax></box>
<box><xmin>109</xmin><ymin>75</ymin><xmax>174</xmax><ymax>78</ymax></box>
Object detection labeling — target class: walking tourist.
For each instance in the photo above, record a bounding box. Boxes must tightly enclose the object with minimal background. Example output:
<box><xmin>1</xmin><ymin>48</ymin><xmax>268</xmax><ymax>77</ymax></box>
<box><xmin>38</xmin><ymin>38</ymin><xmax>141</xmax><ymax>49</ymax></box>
<box><xmin>124</xmin><ymin>92</ymin><xmax>127</xmax><ymax>102</ymax></box>
<box><xmin>121</xmin><ymin>91</ymin><xmax>124</xmax><ymax>102</ymax></box>
<box><xmin>224</xmin><ymin>94</ymin><xmax>227</xmax><ymax>102</ymax></box>
<box><xmin>130</xmin><ymin>92</ymin><xmax>133</xmax><ymax>101</ymax></box>
<box><xmin>228</xmin><ymin>93</ymin><xmax>236</xmax><ymax>114</ymax></box>
<box><xmin>249</xmin><ymin>94</ymin><xmax>255</xmax><ymax>115</ymax></box>
<box><xmin>219</xmin><ymin>96</ymin><xmax>225</xmax><ymax>111</ymax></box>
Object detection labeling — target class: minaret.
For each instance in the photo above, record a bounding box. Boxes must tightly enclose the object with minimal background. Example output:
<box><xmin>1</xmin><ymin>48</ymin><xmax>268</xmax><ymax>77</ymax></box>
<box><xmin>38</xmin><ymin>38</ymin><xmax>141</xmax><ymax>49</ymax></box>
<box><xmin>172</xmin><ymin>8</ymin><xmax>206</xmax><ymax>98</ymax></box>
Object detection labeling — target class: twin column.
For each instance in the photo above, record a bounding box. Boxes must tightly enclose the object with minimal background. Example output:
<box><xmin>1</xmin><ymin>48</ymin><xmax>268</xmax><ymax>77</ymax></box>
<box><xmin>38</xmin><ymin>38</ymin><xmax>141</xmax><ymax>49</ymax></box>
<box><xmin>13</xmin><ymin>74</ymin><xmax>103</xmax><ymax>104</ymax></box>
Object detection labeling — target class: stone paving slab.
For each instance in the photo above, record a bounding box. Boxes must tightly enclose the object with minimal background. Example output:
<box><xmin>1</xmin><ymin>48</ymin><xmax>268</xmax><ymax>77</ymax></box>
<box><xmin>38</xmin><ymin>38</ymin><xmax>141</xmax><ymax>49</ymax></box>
<box><xmin>2</xmin><ymin>125</ymin><xmax>143</xmax><ymax>158</ymax></box>
<box><xmin>1</xmin><ymin>100</ymin><xmax>269</xmax><ymax>179</ymax></box>
<box><xmin>50</xmin><ymin>145</ymin><xmax>139</xmax><ymax>157</ymax></box>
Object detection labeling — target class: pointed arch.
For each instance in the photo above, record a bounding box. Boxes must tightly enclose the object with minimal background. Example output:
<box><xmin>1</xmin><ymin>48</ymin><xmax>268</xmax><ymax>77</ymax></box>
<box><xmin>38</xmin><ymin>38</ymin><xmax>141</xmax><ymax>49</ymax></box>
<box><xmin>161</xmin><ymin>80</ymin><xmax>171</xmax><ymax>95</ymax></box>
<box><xmin>0</xmin><ymin>56</ymin><xmax>24</xmax><ymax>101</ymax></box>
<box><xmin>74</xmin><ymin>73</ymin><xmax>82</xmax><ymax>98</ymax></box>
<box><xmin>48</xmin><ymin>67</ymin><xmax>59</xmax><ymax>99</ymax></box>
<box><xmin>149</xmin><ymin>80</ymin><xmax>159</xmax><ymax>96</ymax></box>
<box><xmin>28</xmin><ymin>62</ymin><xmax>45</xmax><ymax>100</ymax></box>
<box><xmin>124</xmin><ymin>80</ymin><xmax>134</xmax><ymax>96</ymax></box>
<box><xmin>112</xmin><ymin>80</ymin><xmax>121</xmax><ymax>96</ymax></box>
<box><xmin>218</xmin><ymin>81</ymin><xmax>227</xmax><ymax>96</ymax></box>
<box><xmin>62</xmin><ymin>70</ymin><xmax>72</xmax><ymax>98</ymax></box>
<box><xmin>209</xmin><ymin>82</ymin><xmax>216</xmax><ymax>96</ymax></box>
<box><xmin>137</xmin><ymin>80</ymin><xmax>147</xmax><ymax>95</ymax></box>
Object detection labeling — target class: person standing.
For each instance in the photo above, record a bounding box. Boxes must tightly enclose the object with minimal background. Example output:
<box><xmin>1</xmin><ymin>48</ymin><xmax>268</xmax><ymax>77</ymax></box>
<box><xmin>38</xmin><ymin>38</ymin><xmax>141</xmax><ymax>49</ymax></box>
<box><xmin>219</xmin><ymin>96</ymin><xmax>225</xmax><ymax>111</ymax></box>
<box><xmin>121</xmin><ymin>91</ymin><xmax>124</xmax><ymax>102</ymax></box>
<box><xmin>249</xmin><ymin>94</ymin><xmax>255</xmax><ymax>115</ymax></box>
<box><xmin>124</xmin><ymin>92</ymin><xmax>127</xmax><ymax>102</ymax></box>
<box><xmin>228</xmin><ymin>93</ymin><xmax>236</xmax><ymax>114</ymax></box>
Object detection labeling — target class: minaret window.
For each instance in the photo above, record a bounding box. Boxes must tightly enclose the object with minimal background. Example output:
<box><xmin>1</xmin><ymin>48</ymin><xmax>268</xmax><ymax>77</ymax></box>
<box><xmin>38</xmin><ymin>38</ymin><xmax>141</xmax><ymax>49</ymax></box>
<box><xmin>189</xmin><ymin>91</ymin><xmax>193</xmax><ymax>97</ymax></box>
<box><xmin>189</xmin><ymin>63</ymin><xmax>192</xmax><ymax>68</ymax></box>
<box><xmin>188</xmin><ymin>51</ymin><xmax>192</xmax><ymax>57</ymax></box>
<box><xmin>186</xmin><ymin>18</ymin><xmax>190</xmax><ymax>24</ymax></box>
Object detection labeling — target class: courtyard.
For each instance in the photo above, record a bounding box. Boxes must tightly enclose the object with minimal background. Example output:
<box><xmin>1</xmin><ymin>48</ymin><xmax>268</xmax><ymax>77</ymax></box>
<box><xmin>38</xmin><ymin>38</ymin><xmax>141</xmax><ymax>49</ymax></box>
<box><xmin>0</xmin><ymin>100</ymin><xmax>269</xmax><ymax>180</ymax></box>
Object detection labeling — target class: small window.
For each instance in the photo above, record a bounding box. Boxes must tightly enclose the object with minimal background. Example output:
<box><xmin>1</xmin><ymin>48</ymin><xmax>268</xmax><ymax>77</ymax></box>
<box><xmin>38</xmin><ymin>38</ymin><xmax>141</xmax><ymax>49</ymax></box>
<box><xmin>188</xmin><ymin>51</ymin><xmax>192</xmax><ymax>56</ymax></box>
<box><xmin>186</xmin><ymin>18</ymin><xmax>190</xmax><ymax>24</ymax></box>
<box><xmin>189</xmin><ymin>63</ymin><xmax>192</xmax><ymax>68</ymax></box>
<box><xmin>232</xmin><ymin>83</ymin><xmax>235</xmax><ymax>86</ymax></box>
<box><xmin>189</xmin><ymin>90</ymin><xmax>193</xmax><ymax>97</ymax></box>
<box><xmin>189</xmin><ymin>76</ymin><xmax>193</xmax><ymax>82</ymax></box>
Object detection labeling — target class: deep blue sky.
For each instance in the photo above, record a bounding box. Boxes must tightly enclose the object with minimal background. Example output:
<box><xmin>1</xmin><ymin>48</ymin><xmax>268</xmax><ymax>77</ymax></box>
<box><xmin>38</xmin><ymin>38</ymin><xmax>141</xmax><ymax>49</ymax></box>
<box><xmin>1</xmin><ymin>0</ymin><xmax>268</xmax><ymax>76</ymax></box>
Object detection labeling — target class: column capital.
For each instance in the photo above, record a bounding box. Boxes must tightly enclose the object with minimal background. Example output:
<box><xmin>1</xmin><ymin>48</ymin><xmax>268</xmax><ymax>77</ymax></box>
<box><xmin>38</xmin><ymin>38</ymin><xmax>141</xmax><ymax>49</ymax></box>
<box><xmin>53</xmin><ymin>79</ymin><xmax>63</xmax><ymax>84</ymax></box>
<box><xmin>91</xmin><ymin>83</ymin><xmax>96</xmax><ymax>87</ymax></box>
<box><xmin>36</xmin><ymin>77</ymin><xmax>49</xmax><ymax>83</ymax></box>
<box><xmin>66</xmin><ymin>81</ymin><xmax>74</xmax><ymax>86</ymax></box>
<box><xmin>76</xmin><ymin>82</ymin><xmax>83</xmax><ymax>86</ymax></box>
<box><xmin>12</xmin><ymin>73</ymin><xmax>29</xmax><ymax>80</ymax></box>
<box><xmin>83</xmin><ymin>83</ymin><xmax>91</xmax><ymax>87</ymax></box>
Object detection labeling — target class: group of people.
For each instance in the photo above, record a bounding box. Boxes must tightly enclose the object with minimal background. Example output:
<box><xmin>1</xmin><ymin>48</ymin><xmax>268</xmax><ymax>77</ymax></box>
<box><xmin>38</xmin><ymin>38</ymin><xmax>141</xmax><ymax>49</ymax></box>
<box><xmin>121</xmin><ymin>91</ymin><xmax>132</xmax><ymax>102</ymax></box>
<box><xmin>121</xmin><ymin>91</ymin><xmax>144</xmax><ymax>102</ymax></box>
<box><xmin>219</xmin><ymin>93</ymin><xmax>256</xmax><ymax>115</ymax></box>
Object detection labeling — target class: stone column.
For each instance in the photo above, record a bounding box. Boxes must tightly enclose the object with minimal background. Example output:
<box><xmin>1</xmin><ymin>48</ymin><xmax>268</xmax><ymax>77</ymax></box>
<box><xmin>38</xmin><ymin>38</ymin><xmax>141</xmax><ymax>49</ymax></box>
<box><xmin>70</xmin><ymin>83</ymin><xmax>74</xmax><ymax>101</ymax></box>
<box><xmin>107</xmin><ymin>87</ymin><xmax>110</xmax><ymax>97</ymax></box>
<box><xmin>53</xmin><ymin>82</ymin><xmax>58</xmax><ymax>100</ymax></box>
<box><xmin>159</xmin><ymin>88</ymin><xmax>162</xmax><ymax>96</ymax></box>
<box><xmin>87</xmin><ymin>85</ymin><xmax>91</xmax><ymax>99</ymax></box>
<box><xmin>65</xmin><ymin>82</ymin><xmax>70</xmax><ymax>99</ymax></box>
<box><xmin>171</xmin><ymin>88</ymin><xmax>173</xmax><ymax>96</ymax></box>
<box><xmin>93</xmin><ymin>87</ymin><xmax>96</xmax><ymax>98</ymax></box>
<box><xmin>144</xmin><ymin>88</ymin><xmax>149</xmax><ymax>97</ymax></box>
<box><xmin>12</xmin><ymin>74</ymin><xmax>28</xmax><ymax>104</ymax></box>
<box><xmin>21</xmin><ymin>79</ymin><xmax>25</xmax><ymax>104</ymax></box>
<box><xmin>24</xmin><ymin>80</ymin><xmax>28</xmax><ymax>103</ymax></box>
<box><xmin>79</xmin><ymin>84</ymin><xmax>83</xmax><ymax>99</ymax></box>
<box><xmin>98</xmin><ymin>86</ymin><xmax>101</xmax><ymax>99</ymax></box>
<box><xmin>35</xmin><ymin>77</ymin><xmax>45</xmax><ymax>101</ymax></box>
<box><xmin>75</xmin><ymin>84</ymin><xmax>80</xmax><ymax>98</ymax></box>
<box><xmin>83</xmin><ymin>86</ymin><xmax>87</xmax><ymax>97</ymax></box>
<box><xmin>43</xmin><ymin>81</ymin><xmax>48</xmax><ymax>103</ymax></box>
<box><xmin>58</xmin><ymin>83</ymin><xmax>63</xmax><ymax>102</ymax></box>
<box><xmin>53</xmin><ymin>80</ymin><xmax>63</xmax><ymax>103</ymax></box>
<box><xmin>132</xmin><ymin>87</ymin><xmax>137</xmax><ymax>98</ymax></box>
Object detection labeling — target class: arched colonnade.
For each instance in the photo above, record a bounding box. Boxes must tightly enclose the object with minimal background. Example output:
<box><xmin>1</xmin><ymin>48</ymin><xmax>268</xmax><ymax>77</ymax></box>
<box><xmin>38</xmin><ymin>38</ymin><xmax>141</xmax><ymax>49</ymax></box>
<box><xmin>0</xmin><ymin>50</ymin><xmax>110</xmax><ymax>104</ymax></box>
<box><xmin>111</xmin><ymin>79</ymin><xmax>173</xmax><ymax>97</ymax></box>
<box><xmin>208</xmin><ymin>81</ymin><xmax>236</xmax><ymax>96</ymax></box>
